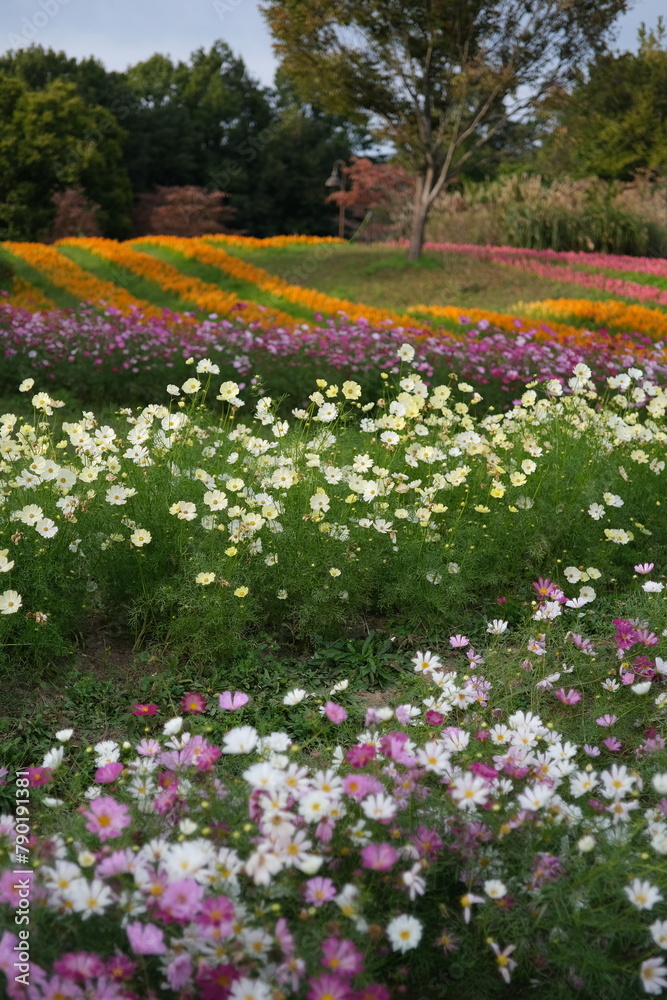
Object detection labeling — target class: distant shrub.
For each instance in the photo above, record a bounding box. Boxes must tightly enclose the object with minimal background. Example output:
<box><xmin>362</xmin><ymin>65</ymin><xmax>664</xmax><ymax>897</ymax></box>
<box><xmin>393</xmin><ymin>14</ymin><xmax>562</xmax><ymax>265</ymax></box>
<box><xmin>49</xmin><ymin>186</ymin><xmax>102</xmax><ymax>241</ymax></box>
<box><xmin>426</xmin><ymin>174</ymin><xmax>667</xmax><ymax>255</ymax></box>
<box><xmin>132</xmin><ymin>185</ymin><xmax>236</xmax><ymax>237</ymax></box>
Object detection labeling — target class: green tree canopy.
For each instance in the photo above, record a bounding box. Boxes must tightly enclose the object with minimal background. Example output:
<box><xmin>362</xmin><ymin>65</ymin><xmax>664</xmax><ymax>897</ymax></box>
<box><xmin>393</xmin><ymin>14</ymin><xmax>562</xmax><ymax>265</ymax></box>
<box><xmin>262</xmin><ymin>0</ymin><xmax>631</xmax><ymax>258</ymax></box>
<box><xmin>537</xmin><ymin>20</ymin><xmax>667</xmax><ymax>181</ymax></box>
<box><xmin>0</xmin><ymin>76</ymin><xmax>131</xmax><ymax>240</ymax></box>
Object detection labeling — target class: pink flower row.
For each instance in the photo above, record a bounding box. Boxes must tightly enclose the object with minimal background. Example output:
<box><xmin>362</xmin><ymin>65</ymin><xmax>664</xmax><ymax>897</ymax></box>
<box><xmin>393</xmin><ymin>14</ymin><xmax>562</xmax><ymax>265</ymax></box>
<box><xmin>388</xmin><ymin>241</ymin><xmax>667</xmax><ymax>304</ymax></box>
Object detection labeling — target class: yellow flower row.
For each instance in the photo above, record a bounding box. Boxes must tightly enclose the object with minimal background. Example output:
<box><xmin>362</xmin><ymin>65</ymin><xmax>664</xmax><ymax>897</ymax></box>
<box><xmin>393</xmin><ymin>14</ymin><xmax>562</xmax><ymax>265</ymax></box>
<box><xmin>141</xmin><ymin>235</ymin><xmax>425</xmax><ymax>328</ymax></box>
<box><xmin>4</xmin><ymin>242</ymin><xmax>153</xmax><ymax>314</ymax></box>
<box><xmin>61</xmin><ymin>238</ymin><xmax>296</xmax><ymax>327</ymax></box>
<box><xmin>206</xmin><ymin>234</ymin><xmax>344</xmax><ymax>249</ymax></box>
<box><xmin>6</xmin><ymin>278</ymin><xmax>54</xmax><ymax>312</ymax></box>
<box><xmin>519</xmin><ymin>298</ymin><xmax>667</xmax><ymax>341</ymax></box>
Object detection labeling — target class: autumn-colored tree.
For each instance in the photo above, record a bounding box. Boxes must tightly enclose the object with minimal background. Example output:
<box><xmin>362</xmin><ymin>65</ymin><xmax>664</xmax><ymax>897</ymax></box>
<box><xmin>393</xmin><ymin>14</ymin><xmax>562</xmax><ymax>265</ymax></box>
<box><xmin>326</xmin><ymin>157</ymin><xmax>414</xmax><ymax>240</ymax></box>
<box><xmin>49</xmin><ymin>186</ymin><xmax>102</xmax><ymax>241</ymax></box>
<box><xmin>132</xmin><ymin>185</ymin><xmax>236</xmax><ymax>237</ymax></box>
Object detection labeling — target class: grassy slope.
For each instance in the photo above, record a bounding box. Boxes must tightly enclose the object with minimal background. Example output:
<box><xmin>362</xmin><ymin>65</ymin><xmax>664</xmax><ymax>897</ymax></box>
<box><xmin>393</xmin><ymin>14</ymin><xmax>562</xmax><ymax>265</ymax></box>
<box><xmin>218</xmin><ymin>243</ymin><xmax>633</xmax><ymax>315</ymax></box>
<box><xmin>0</xmin><ymin>246</ymin><xmax>81</xmax><ymax>310</ymax></box>
<box><xmin>133</xmin><ymin>242</ymin><xmax>317</xmax><ymax>323</ymax></box>
<box><xmin>56</xmin><ymin>245</ymin><xmax>196</xmax><ymax>314</ymax></box>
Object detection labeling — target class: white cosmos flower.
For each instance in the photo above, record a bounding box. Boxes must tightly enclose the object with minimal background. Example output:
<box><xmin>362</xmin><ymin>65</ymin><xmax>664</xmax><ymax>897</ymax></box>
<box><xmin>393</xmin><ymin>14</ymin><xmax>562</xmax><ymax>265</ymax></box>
<box><xmin>0</xmin><ymin>591</ymin><xmax>22</xmax><ymax>615</ymax></box>
<box><xmin>386</xmin><ymin>914</ymin><xmax>423</xmax><ymax>953</ymax></box>
<box><xmin>484</xmin><ymin>879</ymin><xmax>508</xmax><ymax>899</ymax></box>
<box><xmin>55</xmin><ymin>729</ymin><xmax>74</xmax><ymax>742</ymax></box>
<box><xmin>42</xmin><ymin>747</ymin><xmax>64</xmax><ymax>771</ymax></box>
<box><xmin>283</xmin><ymin>688</ymin><xmax>307</xmax><ymax>705</ymax></box>
<box><xmin>625</xmin><ymin>879</ymin><xmax>663</xmax><ymax>911</ymax></box>
<box><xmin>162</xmin><ymin>717</ymin><xmax>183</xmax><ymax>736</ymax></box>
<box><xmin>222</xmin><ymin>726</ymin><xmax>259</xmax><ymax>754</ymax></box>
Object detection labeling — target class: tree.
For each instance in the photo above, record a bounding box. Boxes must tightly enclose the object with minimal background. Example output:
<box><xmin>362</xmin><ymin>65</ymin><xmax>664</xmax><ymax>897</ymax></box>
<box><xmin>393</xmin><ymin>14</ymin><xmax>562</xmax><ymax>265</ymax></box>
<box><xmin>536</xmin><ymin>20</ymin><xmax>667</xmax><ymax>181</ymax></box>
<box><xmin>262</xmin><ymin>0</ymin><xmax>631</xmax><ymax>259</ymax></box>
<box><xmin>326</xmin><ymin>156</ymin><xmax>415</xmax><ymax>239</ymax></box>
<box><xmin>49</xmin><ymin>186</ymin><xmax>102</xmax><ymax>241</ymax></box>
<box><xmin>133</xmin><ymin>185</ymin><xmax>236</xmax><ymax>237</ymax></box>
<box><xmin>0</xmin><ymin>76</ymin><xmax>131</xmax><ymax>240</ymax></box>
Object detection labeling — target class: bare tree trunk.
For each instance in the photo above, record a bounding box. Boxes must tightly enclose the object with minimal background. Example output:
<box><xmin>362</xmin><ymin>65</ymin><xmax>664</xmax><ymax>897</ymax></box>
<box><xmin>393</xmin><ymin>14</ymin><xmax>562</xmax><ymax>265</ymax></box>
<box><xmin>407</xmin><ymin>197</ymin><xmax>429</xmax><ymax>261</ymax></box>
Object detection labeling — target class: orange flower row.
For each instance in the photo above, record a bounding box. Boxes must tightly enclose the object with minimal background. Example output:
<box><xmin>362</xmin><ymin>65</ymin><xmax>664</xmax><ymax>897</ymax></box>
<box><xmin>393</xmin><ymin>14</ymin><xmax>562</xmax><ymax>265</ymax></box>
<box><xmin>4</xmin><ymin>242</ymin><xmax>153</xmax><ymax>314</ymax></box>
<box><xmin>61</xmin><ymin>238</ymin><xmax>296</xmax><ymax>327</ymax></box>
<box><xmin>520</xmin><ymin>298</ymin><xmax>667</xmax><ymax>341</ymax></box>
<box><xmin>409</xmin><ymin>303</ymin><xmax>581</xmax><ymax>341</ymax></box>
<box><xmin>6</xmin><ymin>277</ymin><xmax>54</xmax><ymax>312</ymax></box>
<box><xmin>206</xmin><ymin>234</ymin><xmax>344</xmax><ymax>249</ymax></box>
<box><xmin>141</xmin><ymin>235</ymin><xmax>425</xmax><ymax>328</ymax></box>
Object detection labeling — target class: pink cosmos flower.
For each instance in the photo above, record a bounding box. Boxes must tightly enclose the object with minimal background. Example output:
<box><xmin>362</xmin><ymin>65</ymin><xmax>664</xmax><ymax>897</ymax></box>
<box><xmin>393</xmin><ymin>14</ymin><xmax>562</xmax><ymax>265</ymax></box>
<box><xmin>596</xmin><ymin>714</ymin><xmax>617</xmax><ymax>727</ymax></box>
<box><xmin>554</xmin><ymin>688</ymin><xmax>582</xmax><ymax>705</ymax></box>
<box><xmin>181</xmin><ymin>692</ymin><xmax>207</xmax><ymax>714</ymax></box>
<box><xmin>195</xmin><ymin>895</ymin><xmax>235</xmax><ymax>931</ymax></box>
<box><xmin>321</xmin><ymin>937</ymin><xmax>365</xmax><ymax>977</ymax></box>
<box><xmin>82</xmin><ymin>795</ymin><xmax>131</xmax><ymax>841</ymax></box>
<box><xmin>95</xmin><ymin>762</ymin><xmax>124</xmax><ymax>783</ymax></box>
<box><xmin>449</xmin><ymin>634</ymin><xmax>469</xmax><ymax>648</ymax></box>
<box><xmin>425</xmin><ymin>709</ymin><xmax>445</xmax><ymax>725</ymax></box>
<box><xmin>195</xmin><ymin>745</ymin><xmax>222</xmax><ymax>771</ymax></box>
<box><xmin>603</xmin><ymin>737</ymin><xmax>622</xmax><ymax>751</ymax></box>
<box><xmin>160</xmin><ymin>878</ymin><xmax>204</xmax><ymax>921</ymax></box>
<box><xmin>196</xmin><ymin>963</ymin><xmax>241</xmax><ymax>999</ymax></box>
<box><xmin>635</xmin><ymin>563</ymin><xmax>655</xmax><ymax>574</ymax></box>
<box><xmin>126</xmin><ymin>921</ymin><xmax>167</xmax><ymax>955</ymax></box>
<box><xmin>410</xmin><ymin>827</ymin><xmax>444</xmax><ymax>859</ymax></box>
<box><xmin>584</xmin><ymin>744</ymin><xmax>601</xmax><ymax>757</ymax></box>
<box><xmin>355</xmin><ymin>986</ymin><xmax>391</xmax><ymax>1000</ymax></box>
<box><xmin>324</xmin><ymin>701</ymin><xmax>348</xmax><ymax>724</ymax></box>
<box><xmin>26</xmin><ymin>766</ymin><xmax>53</xmax><ymax>788</ymax></box>
<box><xmin>308</xmin><ymin>973</ymin><xmax>351</xmax><ymax>1000</ymax></box>
<box><xmin>360</xmin><ymin>842</ymin><xmax>399</xmax><ymax>871</ymax></box>
<box><xmin>53</xmin><ymin>952</ymin><xmax>106</xmax><ymax>981</ymax></box>
<box><xmin>343</xmin><ymin>773</ymin><xmax>382</xmax><ymax>801</ymax></box>
<box><xmin>303</xmin><ymin>876</ymin><xmax>337</xmax><ymax>907</ymax></box>
<box><xmin>105</xmin><ymin>954</ymin><xmax>138</xmax><ymax>981</ymax></box>
<box><xmin>345</xmin><ymin>744</ymin><xmax>376</xmax><ymax>768</ymax></box>
<box><xmin>167</xmin><ymin>953</ymin><xmax>192</xmax><ymax>990</ymax></box>
<box><xmin>131</xmin><ymin>703</ymin><xmax>157</xmax><ymax>716</ymax></box>
<box><xmin>218</xmin><ymin>691</ymin><xmax>249</xmax><ymax>710</ymax></box>
<box><xmin>136</xmin><ymin>738</ymin><xmax>162</xmax><ymax>756</ymax></box>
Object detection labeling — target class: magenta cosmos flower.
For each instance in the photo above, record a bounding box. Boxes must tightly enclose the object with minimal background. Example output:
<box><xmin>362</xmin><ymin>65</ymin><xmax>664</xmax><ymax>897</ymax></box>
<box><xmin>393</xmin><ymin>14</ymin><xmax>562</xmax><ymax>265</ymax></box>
<box><xmin>82</xmin><ymin>796</ymin><xmax>131</xmax><ymax>841</ymax></box>
<box><xmin>181</xmin><ymin>692</ymin><xmax>207</xmax><ymax>714</ymax></box>
<box><xmin>25</xmin><ymin>766</ymin><xmax>53</xmax><ymax>788</ymax></box>
<box><xmin>131</xmin><ymin>703</ymin><xmax>157</xmax><ymax>716</ymax></box>
<box><xmin>94</xmin><ymin>762</ymin><xmax>124</xmax><ymax>784</ymax></box>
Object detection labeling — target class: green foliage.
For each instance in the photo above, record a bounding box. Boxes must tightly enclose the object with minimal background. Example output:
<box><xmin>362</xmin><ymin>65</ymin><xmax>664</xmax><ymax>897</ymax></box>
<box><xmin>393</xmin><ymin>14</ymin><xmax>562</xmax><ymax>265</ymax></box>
<box><xmin>502</xmin><ymin>193</ymin><xmax>649</xmax><ymax>255</ymax></box>
<box><xmin>0</xmin><ymin>42</ymin><xmax>360</xmax><ymax>239</ymax></box>
<box><xmin>0</xmin><ymin>73</ymin><xmax>131</xmax><ymax>240</ymax></box>
<box><xmin>537</xmin><ymin>20</ymin><xmax>667</xmax><ymax>182</ymax></box>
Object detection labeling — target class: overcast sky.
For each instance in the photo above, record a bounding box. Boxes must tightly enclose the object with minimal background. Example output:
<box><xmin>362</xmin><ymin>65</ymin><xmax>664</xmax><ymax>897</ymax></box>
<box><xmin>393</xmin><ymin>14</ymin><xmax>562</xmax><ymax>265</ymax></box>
<box><xmin>1</xmin><ymin>0</ymin><xmax>664</xmax><ymax>87</ymax></box>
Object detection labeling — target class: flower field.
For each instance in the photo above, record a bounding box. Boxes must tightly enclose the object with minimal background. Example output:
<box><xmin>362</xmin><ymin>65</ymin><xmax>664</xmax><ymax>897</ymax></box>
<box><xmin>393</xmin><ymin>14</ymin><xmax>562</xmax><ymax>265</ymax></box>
<box><xmin>0</xmin><ymin>237</ymin><xmax>666</xmax><ymax>999</ymax></box>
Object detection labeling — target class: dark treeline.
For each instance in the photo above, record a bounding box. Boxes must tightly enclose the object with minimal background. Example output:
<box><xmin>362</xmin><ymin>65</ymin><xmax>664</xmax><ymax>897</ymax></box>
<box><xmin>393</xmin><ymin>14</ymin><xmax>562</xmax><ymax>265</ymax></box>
<box><xmin>0</xmin><ymin>42</ymin><xmax>364</xmax><ymax>240</ymax></box>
